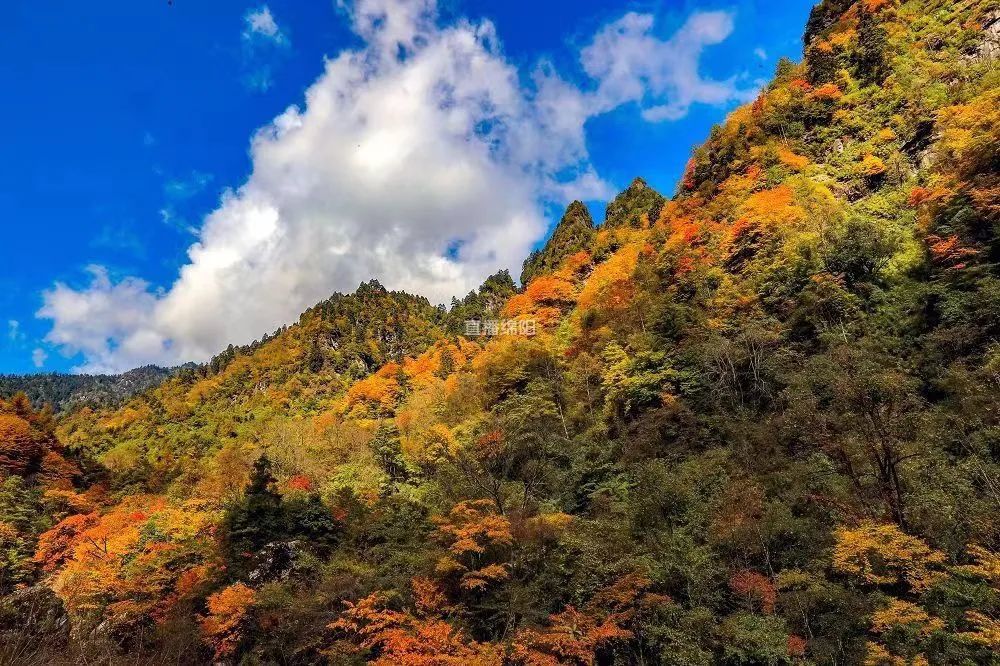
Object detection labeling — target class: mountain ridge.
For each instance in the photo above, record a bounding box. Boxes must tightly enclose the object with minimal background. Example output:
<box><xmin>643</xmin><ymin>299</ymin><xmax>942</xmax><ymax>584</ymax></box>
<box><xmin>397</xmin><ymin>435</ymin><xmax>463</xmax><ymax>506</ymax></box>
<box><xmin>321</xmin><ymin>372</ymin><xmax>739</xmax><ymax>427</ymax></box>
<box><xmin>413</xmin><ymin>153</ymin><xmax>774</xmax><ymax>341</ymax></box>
<box><xmin>2</xmin><ymin>0</ymin><xmax>999</xmax><ymax>663</ymax></box>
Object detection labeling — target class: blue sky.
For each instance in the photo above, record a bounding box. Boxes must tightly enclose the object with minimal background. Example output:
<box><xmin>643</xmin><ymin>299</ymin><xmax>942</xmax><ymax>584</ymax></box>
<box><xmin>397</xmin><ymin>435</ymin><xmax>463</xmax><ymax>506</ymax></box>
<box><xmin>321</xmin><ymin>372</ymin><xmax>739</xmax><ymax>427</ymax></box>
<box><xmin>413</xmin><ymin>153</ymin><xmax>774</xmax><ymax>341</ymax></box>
<box><xmin>1</xmin><ymin>0</ymin><xmax>813</xmax><ymax>374</ymax></box>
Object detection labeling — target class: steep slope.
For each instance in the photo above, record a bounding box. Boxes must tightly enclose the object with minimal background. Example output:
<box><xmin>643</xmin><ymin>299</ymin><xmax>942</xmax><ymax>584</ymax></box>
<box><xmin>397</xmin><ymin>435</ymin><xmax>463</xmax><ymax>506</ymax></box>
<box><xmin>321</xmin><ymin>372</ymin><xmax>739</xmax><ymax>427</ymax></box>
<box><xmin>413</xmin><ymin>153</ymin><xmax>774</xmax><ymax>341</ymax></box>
<box><xmin>602</xmin><ymin>176</ymin><xmax>666</xmax><ymax>230</ymax></box>
<box><xmin>2</xmin><ymin>1</ymin><xmax>999</xmax><ymax>664</ymax></box>
<box><xmin>520</xmin><ymin>201</ymin><xmax>596</xmax><ymax>285</ymax></box>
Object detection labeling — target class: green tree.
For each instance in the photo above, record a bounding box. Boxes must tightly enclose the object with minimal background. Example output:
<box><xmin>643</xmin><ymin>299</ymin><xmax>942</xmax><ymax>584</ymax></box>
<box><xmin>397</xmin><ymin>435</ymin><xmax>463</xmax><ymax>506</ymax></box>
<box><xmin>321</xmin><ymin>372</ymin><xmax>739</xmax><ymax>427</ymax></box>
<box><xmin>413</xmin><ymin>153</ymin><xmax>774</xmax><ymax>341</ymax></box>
<box><xmin>855</xmin><ymin>4</ymin><xmax>888</xmax><ymax>84</ymax></box>
<box><xmin>225</xmin><ymin>455</ymin><xmax>284</xmax><ymax>562</ymax></box>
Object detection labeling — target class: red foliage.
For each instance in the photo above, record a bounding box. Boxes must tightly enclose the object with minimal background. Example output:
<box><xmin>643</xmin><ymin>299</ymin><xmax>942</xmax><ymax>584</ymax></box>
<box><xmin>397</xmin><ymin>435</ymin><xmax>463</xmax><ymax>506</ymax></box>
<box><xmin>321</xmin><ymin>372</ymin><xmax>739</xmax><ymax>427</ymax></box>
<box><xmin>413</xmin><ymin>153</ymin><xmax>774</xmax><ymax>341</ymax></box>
<box><xmin>789</xmin><ymin>78</ymin><xmax>813</xmax><ymax>93</ymax></box>
<box><xmin>200</xmin><ymin>583</ymin><xmax>256</xmax><ymax>659</ymax></box>
<box><xmin>908</xmin><ymin>185</ymin><xmax>953</xmax><ymax>208</ymax></box>
<box><xmin>433</xmin><ymin>499</ymin><xmax>513</xmax><ymax>592</ymax></box>
<box><xmin>33</xmin><ymin>512</ymin><xmax>99</xmax><ymax>572</ymax></box>
<box><xmin>681</xmin><ymin>158</ymin><xmax>697</xmax><ymax>191</ymax></box>
<box><xmin>434</xmin><ymin>500</ymin><xmax>513</xmax><ymax>557</ymax></box>
<box><xmin>474</xmin><ymin>429</ymin><xmax>505</xmax><ymax>462</ymax></box>
<box><xmin>512</xmin><ymin>605</ymin><xmax>631</xmax><ymax>665</ymax></box>
<box><xmin>927</xmin><ymin>234</ymin><xmax>980</xmax><ymax>270</ymax></box>
<box><xmin>525</xmin><ymin>276</ymin><xmax>575</xmax><ymax>305</ymax></box>
<box><xmin>0</xmin><ymin>413</ymin><xmax>42</xmax><ymax>476</ymax></box>
<box><xmin>512</xmin><ymin>573</ymin><xmax>670</xmax><ymax>665</ymax></box>
<box><xmin>37</xmin><ymin>450</ymin><xmax>80</xmax><ymax>489</ymax></box>
<box><xmin>787</xmin><ymin>634</ymin><xmax>808</xmax><ymax>657</ymax></box>
<box><xmin>863</xmin><ymin>0</ymin><xmax>890</xmax><ymax>11</ymax></box>
<box><xmin>562</xmin><ymin>251</ymin><xmax>593</xmax><ymax>276</ymax></box>
<box><xmin>331</xmin><ymin>592</ymin><xmax>502</xmax><ymax>665</ymax></box>
<box><xmin>811</xmin><ymin>83</ymin><xmax>843</xmax><ymax>101</ymax></box>
<box><xmin>411</xmin><ymin>577</ymin><xmax>449</xmax><ymax>617</ymax></box>
<box><xmin>287</xmin><ymin>475</ymin><xmax>313</xmax><ymax>491</ymax></box>
<box><xmin>729</xmin><ymin>570</ymin><xmax>777</xmax><ymax>614</ymax></box>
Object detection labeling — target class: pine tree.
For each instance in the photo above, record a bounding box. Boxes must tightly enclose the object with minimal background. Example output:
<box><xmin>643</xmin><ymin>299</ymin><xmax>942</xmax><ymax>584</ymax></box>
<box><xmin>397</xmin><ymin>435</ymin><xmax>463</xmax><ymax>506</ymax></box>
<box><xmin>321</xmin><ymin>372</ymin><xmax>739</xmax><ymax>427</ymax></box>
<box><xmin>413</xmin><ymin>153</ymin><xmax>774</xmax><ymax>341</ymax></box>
<box><xmin>224</xmin><ymin>455</ymin><xmax>284</xmax><ymax>562</ymax></box>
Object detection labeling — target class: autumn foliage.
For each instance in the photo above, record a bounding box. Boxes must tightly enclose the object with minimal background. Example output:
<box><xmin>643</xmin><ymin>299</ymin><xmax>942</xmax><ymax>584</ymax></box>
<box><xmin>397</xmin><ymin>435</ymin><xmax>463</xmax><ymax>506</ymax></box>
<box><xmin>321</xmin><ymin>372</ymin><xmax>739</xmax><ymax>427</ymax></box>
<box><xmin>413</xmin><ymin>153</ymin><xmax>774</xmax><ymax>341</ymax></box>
<box><xmin>200</xmin><ymin>583</ymin><xmax>256</xmax><ymax>659</ymax></box>
<box><xmin>2</xmin><ymin>1</ymin><xmax>1000</xmax><ymax>663</ymax></box>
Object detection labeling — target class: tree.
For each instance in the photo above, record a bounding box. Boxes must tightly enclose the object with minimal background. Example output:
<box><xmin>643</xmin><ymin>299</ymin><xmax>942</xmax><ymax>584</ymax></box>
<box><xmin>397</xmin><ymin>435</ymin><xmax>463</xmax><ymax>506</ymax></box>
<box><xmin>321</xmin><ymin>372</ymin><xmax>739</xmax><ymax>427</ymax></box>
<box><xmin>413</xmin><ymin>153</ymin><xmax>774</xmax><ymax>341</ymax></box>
<box><xmin>330</xmin><ymin>591</ymin><xmax>503</xmax><ymax>665</ymax></box>
<box><xmin>521</xmin><ymin>201</ymin><xmax>595</xmax><ymax>285</ymax></box>
<box><xmin>831</xmin><ymin>522</ymin><xmax>946</xmax><ymax>592</ymax></box>
<box><xmin>371</xmin><ymin>422</ymin><xmax>408</xmax><ymax>486</ymax></box>
<box><xmin>37</xmin><ymin>497</ymin><xmax>221</xmax><ymax>635</ymax></box>
<box><xmin>225</xmin><ymin>455</ymin><xmax>284</xmax><ymax>562</ymax></box>
<box><xmin>433</xmin><ymin>499</ymin><xmax>513</xmax><ymax>594</ymax></box>
<box><xmin>854</xmin><ymin>4</ymin><xmax>888</xmax><ymax>84</ymax></box>
<box><xmin>304</xmin><ymin>336</ymin><xmax>324</xmax><ymax>373</ymax></box>
<box><xmin>283</xmin><ymin>493</ymin><xmax>339</xmax><ymax>553</ymax></box>
<box><xmin>0</xmin><ymin>414</ymin><xmax>42</xmax><ymax>476</ymax></box>
<box><xmin>200</xmin><ymin>583</ymin><xmax>256</xmax><ymax>660</ymax></box>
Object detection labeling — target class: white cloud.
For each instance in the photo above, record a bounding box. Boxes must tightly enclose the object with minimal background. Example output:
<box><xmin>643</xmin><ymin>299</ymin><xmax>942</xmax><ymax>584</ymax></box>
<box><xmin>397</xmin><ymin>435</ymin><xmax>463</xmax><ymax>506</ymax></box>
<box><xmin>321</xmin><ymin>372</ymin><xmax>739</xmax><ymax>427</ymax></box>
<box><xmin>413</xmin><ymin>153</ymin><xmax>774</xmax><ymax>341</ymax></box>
<box><xmin>242</xmin><ymin>6</ymin><xmax>290</xmax><ymax>91</ymax></box>
<box><xmin>754</xmin><ymin>47</ymin><xmax>767</xmax><ymax>60</ymax></box>
<box><xmin>32</xmin><ymin>348</ymin><xmax>48</xmax><ymax>369</ymax></box>
<box><xmin>159</xmin><ymin>208</ymin><xmax>192</xmax><ymax>234</ymax></box>
<box><xmin>7</xmin><ymin>320</ymin><xmax>21</xmax><ymax>342</ymax></box>
<box><xmin>581</xmin><ymin>11</ymin><xmax>754</xmax><ymax>122</ymax></box>
<box><xmin>40</xmin><ymin>266</ymin><xmax>164</xmax><ymax>372</ymax></box>
<box><xmin>39</xmin><ymin>0</ymin><xmax>747</xmax><ymax>373</ymax></box>
<box><xmin>244</xmin><ymin>6</ymin><xmax>286</xmax><ymax>44</ymax></box>
<box><xmin>243</xmin><ymin>66</ymin><xmax>278</xmax><ymax>92</ymax></box>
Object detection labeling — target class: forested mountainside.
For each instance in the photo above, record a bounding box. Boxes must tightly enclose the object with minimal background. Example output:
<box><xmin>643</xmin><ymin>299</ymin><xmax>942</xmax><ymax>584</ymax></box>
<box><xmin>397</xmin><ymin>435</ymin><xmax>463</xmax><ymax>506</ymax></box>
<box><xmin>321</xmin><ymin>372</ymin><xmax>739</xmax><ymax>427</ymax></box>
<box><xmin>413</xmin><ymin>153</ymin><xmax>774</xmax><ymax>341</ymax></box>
<box><xmin>0</xmin><ymin>366</ymin><xmax>175</xmax><ymax>412</ymax></box>
<box><xmin>2</xmin><ymin>0</ymin><xmax>1000</xmax><ymax>663</ymax></box>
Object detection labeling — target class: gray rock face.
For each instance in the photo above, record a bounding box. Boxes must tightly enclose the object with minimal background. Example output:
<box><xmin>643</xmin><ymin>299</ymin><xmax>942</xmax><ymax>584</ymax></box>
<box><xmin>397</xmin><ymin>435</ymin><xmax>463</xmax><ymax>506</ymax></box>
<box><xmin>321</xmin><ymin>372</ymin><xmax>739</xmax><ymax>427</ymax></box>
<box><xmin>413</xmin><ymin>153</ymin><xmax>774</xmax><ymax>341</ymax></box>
<box><xmin>977</xmin><ymin>12</ymin><xmax>1000</xmax><ymax>60</ymax></box>
<box><xmin>246</xmin><ymin>540</ymin><xmax>307</xmax><ymax>585</ymax></box>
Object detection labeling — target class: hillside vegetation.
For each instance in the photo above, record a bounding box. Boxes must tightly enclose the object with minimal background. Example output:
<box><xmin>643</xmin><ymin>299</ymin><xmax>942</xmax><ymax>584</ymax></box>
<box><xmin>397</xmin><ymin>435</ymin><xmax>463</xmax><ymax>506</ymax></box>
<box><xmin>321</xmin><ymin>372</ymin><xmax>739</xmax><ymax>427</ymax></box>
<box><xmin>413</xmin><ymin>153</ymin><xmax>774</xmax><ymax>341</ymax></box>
<box><xmin>0</xmin><ymin>366</ymin><xmax>174</xmax><ymax>412</ymax></box>
<box><xmin>2</xmin><ymin>0</ymin><xmax>1000</xmax><ymax>663</ymax></box>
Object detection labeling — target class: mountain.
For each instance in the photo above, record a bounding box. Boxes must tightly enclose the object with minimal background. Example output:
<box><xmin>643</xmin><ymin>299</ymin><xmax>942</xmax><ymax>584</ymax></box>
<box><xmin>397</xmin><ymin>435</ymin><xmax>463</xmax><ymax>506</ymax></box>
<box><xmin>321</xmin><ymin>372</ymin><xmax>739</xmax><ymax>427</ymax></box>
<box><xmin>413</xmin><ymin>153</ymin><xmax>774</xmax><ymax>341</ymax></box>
<box><xmin>0</xmin><ymin>365</ymin><xmax>175</xmax><ymax>412</ymax></box>
<box><xmin>520</xmin><ymin>200</ymin><xmax>596</xmax><ymax>285</ymax></box>
<box><xmin>602</xmin><ymin>176</ymin><xmax>666</xmax><ymax>230</ymax></box>
<box><xmin>2</xmin><ymin>0</ymin><xmax>999</xmax><ymax>664</ymax></box>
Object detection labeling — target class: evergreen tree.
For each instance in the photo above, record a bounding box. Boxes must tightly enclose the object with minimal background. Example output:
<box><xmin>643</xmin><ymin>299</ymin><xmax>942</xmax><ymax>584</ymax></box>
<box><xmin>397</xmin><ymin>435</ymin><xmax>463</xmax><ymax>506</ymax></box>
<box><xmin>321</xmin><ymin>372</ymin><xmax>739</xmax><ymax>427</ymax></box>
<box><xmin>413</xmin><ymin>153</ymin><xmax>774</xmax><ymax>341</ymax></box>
<box><xmin>370</xmin><ymin>422</ymin><xmax>408</xmax><ymax>486</ymax></box>
<box><xmin>855</xmin><ymin>4</ymin><xmax>888</xmax><ymax>84</ymax></box>
<box><xmin>305</xmin><ymin>336</ymin><xmax>324</xmax><ymax>373</ymax></box>
<box><xmin>224</xmin><ymin>455</ymin><xmax>284</xmax><ymax>561</ymax></box>
<box><xmin>284</xmin><ymin>494</ymin><xmax>339</xmax><ymax>553</ymax></box>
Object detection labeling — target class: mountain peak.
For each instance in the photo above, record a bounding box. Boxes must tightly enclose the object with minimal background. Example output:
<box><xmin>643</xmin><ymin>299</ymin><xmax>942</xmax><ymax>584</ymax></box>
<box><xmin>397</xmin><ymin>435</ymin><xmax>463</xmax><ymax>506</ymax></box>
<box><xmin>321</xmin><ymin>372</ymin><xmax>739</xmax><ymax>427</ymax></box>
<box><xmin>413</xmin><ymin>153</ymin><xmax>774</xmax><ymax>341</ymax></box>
<box><xmin>520</xmin><ymin>200</ymin><xmax>595</xmax><ymax>285</ymax></box>
<box><xmin>603</xmin><ymin>177</ymin><xmax>664</xmax><ymax>229</ymax></box>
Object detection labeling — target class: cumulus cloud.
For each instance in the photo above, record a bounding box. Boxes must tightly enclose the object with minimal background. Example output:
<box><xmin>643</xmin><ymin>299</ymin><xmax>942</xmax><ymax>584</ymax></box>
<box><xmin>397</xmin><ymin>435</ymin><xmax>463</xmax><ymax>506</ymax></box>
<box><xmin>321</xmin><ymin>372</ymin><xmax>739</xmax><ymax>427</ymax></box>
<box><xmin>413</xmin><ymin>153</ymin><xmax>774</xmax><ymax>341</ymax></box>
<box><xmin>582</xmin><ymin>11</ymin><xmax>753</xmax><ymax>122</ymax></box>
<box><xmin>32</xmin><ymin>348</ymin><xmax>48</xmax><ymax>369</ymax></box>
<box><xmin>7</xmin><ymin>320</ymin><xmax>22</xmax><ymax>342</ymax></box>
<box><xmin>40</xmin><ymin>266</ymin><xmax>164</xmax><ymax>372</ymax></box>
<box><xmin>39</xmin><ymin>0</ymin><xmax>749</xmax><ymax>373</ymax></box>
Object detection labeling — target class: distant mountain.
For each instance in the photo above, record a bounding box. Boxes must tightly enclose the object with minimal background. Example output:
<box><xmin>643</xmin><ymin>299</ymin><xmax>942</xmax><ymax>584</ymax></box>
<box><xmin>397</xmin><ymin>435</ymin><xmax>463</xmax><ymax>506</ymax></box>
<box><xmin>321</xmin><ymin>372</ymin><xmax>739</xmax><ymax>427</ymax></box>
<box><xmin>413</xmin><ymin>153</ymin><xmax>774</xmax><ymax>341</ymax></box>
<box><xmin>0</xmin><ymin>364</ymin><xmax>174</xmax><ymax>410</ymax></box>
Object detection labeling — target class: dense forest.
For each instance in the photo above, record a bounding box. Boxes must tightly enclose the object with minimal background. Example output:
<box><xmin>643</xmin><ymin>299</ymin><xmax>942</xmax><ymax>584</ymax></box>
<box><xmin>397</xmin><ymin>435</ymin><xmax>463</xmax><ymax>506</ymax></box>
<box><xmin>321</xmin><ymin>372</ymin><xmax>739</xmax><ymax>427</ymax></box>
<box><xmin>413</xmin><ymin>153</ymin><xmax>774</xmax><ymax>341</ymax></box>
<box><xmin>0</xmin><ymin>366</ymin><xmax>174</xmax><ymax>412</ymax></box>
<box><xmin>2</xmin><ymin>0</ymin><xmax>999</xmax><ymax>663</ymax></box>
